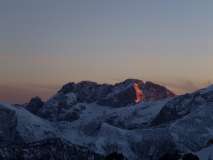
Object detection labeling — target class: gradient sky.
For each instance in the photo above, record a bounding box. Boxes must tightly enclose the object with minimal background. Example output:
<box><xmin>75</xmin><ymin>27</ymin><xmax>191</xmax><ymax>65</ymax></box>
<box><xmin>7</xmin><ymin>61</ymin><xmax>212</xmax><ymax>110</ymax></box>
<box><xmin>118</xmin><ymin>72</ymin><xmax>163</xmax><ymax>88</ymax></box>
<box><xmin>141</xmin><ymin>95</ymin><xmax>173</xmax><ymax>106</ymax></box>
<box><xmin>0</xmin><ymin>0</ymin><xmax>212</xmax><ymax>103</ymax></box>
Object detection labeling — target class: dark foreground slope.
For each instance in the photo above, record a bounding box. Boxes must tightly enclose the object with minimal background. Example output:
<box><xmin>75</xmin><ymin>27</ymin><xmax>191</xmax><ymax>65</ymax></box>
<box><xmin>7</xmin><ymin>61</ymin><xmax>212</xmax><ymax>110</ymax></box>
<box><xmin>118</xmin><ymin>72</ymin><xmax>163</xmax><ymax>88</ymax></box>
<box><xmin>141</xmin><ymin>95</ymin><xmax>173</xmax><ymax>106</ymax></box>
<box><xmin>0</xmin><ymin>138</ymin><xmax>104</xmax><ymax>160</ymax></box>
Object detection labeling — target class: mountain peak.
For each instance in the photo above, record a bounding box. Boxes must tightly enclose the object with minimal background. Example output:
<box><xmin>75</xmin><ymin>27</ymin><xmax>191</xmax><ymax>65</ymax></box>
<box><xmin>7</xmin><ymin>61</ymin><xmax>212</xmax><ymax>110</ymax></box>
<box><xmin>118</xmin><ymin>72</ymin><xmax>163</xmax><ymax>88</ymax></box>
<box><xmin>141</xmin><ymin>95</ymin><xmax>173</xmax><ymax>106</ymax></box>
<box><xmin>118</xmin><ymin>79</ymin><xmax>144</xmax><ymax>85</ymax></box>
<box><xmin>53</xmin><ymin>79</ymin><xmax>175</xmax><ymax>108</ymax></box>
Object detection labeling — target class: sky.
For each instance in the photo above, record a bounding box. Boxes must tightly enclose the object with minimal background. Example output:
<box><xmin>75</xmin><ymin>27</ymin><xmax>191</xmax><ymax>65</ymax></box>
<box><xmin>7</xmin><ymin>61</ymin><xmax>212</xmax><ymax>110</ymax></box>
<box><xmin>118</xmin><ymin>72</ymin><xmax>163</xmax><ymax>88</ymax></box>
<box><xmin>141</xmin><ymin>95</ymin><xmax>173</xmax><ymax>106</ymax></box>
<box><xmin>0</xmin><ymin>0</ymin><xmax>212</xmax><ymax>103</ymax></box>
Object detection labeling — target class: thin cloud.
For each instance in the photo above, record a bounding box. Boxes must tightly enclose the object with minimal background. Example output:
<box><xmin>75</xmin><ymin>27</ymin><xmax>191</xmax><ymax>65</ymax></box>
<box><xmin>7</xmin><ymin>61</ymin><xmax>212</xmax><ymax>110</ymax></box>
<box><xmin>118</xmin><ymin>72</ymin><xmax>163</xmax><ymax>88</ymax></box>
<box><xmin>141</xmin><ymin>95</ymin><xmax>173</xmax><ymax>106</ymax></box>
<box><xmin>159</xmin><ymin>80</ymin><xmax>213</xmax><ymax>95</ymax></box>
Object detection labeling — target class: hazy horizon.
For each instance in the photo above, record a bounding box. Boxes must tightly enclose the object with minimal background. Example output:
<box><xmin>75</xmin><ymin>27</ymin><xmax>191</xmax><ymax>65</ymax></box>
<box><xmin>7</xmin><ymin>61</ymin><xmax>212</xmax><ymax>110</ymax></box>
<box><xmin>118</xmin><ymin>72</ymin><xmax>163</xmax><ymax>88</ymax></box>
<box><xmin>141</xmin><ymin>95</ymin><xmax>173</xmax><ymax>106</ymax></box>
<box><xmin>0</xmin><ymin>0</ymin><xmax>212</xmax><ymax>103</ymax></box>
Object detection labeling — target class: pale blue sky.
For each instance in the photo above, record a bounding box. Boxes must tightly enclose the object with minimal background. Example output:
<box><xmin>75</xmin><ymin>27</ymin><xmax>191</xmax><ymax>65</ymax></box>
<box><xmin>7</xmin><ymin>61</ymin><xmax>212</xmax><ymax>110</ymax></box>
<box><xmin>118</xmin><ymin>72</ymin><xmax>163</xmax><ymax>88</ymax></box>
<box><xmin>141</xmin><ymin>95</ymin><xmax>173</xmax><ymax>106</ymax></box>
<box><xmin>0</xmin><ymin>0</ymin><xmax>212</xmax><ymax>103</ymax></box>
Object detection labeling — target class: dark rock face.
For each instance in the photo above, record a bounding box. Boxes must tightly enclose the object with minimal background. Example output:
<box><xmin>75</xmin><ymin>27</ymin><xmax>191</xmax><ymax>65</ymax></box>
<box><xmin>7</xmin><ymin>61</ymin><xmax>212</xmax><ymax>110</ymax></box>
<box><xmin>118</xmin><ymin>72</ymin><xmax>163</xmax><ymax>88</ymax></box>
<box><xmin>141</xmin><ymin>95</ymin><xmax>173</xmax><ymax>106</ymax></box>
<box><xmin>59</xmin><ymin>82</ymin><xmax>76</xmax><ymax>95</ymax></box>
<box><xmin>97</xmin><ymin>86</ymin><xmax>136</xmax><ymax>107</ymax></box>
<box><xmin>158</xmin><ymin>152</ymin><xmax>181</xmax><ymax>160</ymax></box>
<box><xmin>98</xmin><ymin>80</ymin><xmax>175</xmax><ymax>107</ymax></box>
<box><xmin>37</xmin><ymin>93</ymin><xmax>78</xmax><ymax>121</ymax></box>
<box><xmin>142</xmin><ymin>81</ymin><xmax>175</xmax><ymax>101</ymax></box>
<box><xmin>129</xmin><ymin>128</ymin><xmax>177</xmax><ymax>160</ymax></box>
<box><xmin>158</xmin><ymin>152</ymin><xmax>199</xmax><ymax>160</ymax></box>
<box><xmin>0</xmin><ymin>138</ymin><xmax>104</xmax><ymax>160</ymax></box>
<box><xmin>105</xmin><ymin>152</ymin><xmax>128</xmax><ymax>160</ymax></box>
<box><xmin>182</xmin><ymin>153</ymin><xmax>199</xmax><ymax>160</ymax></box>
<box><xmin>25</xmin><ymin>97</ymin><xmax>44</xmax><ymax>114</ymax></box>
<box><xmin>58</xmin><ymin>79</ymin><xmax>175</xmax><ymax>108</ymax></box>
<box><xmin>0</xmin><ymin>104</ymin><xmax>17</xmax><ymax>145</ymax></box>
<box><xmin>58</xmin><ymin>107</ymin><xmax>82</xmax><ymax>122</ymax></box>
<box><xmin>40</xmin><ymin>102</ymin><xmax>85</xmax><ymax>121</ymax></box>
<box><xmin>59</xmin><ymin>81</ymin><xmax>113</xmax><ymax>103</ymax></box>
<box><xmin>97</xmin><ymin>79</ymin><xmax>142</xmax><ymax>107</ymax></box>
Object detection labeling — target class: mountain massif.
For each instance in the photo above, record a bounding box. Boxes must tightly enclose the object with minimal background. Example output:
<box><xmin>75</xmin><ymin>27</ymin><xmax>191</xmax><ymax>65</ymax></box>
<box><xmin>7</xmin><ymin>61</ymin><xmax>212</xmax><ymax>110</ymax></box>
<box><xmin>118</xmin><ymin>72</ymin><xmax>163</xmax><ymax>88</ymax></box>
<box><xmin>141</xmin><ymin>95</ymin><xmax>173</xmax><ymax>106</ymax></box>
<box><xmin>0</xmin><ymin>79</ymin><xmax>213</xmax><ymax>160</ymax></box>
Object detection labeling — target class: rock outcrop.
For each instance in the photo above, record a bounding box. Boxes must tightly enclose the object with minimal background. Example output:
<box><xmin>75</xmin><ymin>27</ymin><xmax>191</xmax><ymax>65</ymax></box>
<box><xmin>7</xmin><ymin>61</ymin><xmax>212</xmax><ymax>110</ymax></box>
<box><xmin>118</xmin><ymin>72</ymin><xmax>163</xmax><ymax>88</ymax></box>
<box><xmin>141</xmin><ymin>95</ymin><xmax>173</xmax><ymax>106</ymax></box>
<box><xmin>25</xmin><ymin>97</ymin><xmax>44</xmax><ymax>115</ymax></box>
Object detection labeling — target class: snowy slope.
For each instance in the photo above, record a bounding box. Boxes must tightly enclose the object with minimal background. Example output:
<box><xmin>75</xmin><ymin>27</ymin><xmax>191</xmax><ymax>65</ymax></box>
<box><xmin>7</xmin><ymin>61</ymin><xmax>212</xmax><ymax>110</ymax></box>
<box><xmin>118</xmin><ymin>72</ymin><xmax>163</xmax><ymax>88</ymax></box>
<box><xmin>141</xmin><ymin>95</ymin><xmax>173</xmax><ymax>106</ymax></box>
<box><xmin>1</xmin><ymin>83</ymin><xmax>213</xmax><ymax>160</ymax></box>
<box><xmin>0</xmin><ymin>102</ymin><xmax>58</xmax><ymax>142</ymax></box>
<box><xmin>196</xmin><ymin>145</ymin><xmax>213</xmax><ymax>160</ymax></box>
<box><xmin>0</xmin><ymin>100</ymin><xmax>168</xmax><ymax>159</ymax></box>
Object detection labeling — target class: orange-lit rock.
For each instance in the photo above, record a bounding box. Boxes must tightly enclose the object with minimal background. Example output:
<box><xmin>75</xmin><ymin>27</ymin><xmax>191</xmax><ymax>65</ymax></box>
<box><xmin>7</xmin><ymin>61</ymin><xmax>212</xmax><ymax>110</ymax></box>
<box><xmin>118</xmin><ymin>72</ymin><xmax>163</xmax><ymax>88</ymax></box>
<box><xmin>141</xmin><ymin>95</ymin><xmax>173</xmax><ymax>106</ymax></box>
<box><xmin>133</xmin><ymin>83</ymin><xmax>144</xmax><ymax>103</ymax></box>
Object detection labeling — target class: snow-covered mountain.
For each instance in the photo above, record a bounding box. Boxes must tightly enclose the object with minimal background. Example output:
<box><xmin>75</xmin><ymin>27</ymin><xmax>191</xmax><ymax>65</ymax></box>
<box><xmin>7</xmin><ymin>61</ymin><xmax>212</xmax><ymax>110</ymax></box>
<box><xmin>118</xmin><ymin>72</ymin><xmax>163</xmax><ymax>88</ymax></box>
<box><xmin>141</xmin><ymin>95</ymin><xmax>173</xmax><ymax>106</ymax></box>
<box><xmin>0</xmin><ymin>79</ymin><xmax>213</xmax><ymax>160</ymax></box>
<box><xmin>32</xmin><ymin>79</ymin><xmax>175</xmax><ymax>121</ymax></box>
